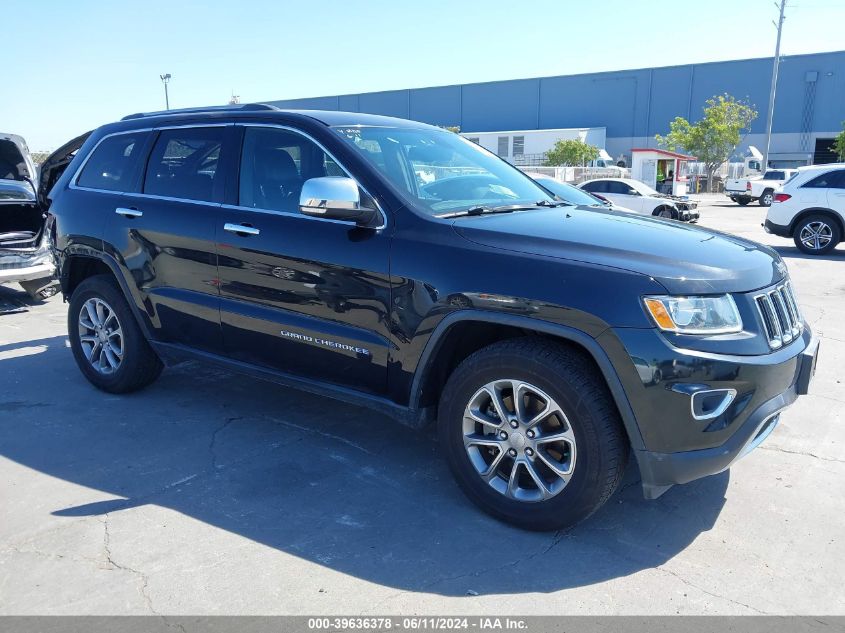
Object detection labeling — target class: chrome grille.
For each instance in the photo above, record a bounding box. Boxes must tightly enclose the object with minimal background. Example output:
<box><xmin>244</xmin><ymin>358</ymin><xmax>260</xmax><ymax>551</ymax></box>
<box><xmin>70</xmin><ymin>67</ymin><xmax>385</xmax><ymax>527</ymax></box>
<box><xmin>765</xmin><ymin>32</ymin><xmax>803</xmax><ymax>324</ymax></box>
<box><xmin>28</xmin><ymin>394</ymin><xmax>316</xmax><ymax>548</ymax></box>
<box><xmin>755</xmin><ymin>281</ymin><xmax>803</xmax><ymax>349</ymax></box>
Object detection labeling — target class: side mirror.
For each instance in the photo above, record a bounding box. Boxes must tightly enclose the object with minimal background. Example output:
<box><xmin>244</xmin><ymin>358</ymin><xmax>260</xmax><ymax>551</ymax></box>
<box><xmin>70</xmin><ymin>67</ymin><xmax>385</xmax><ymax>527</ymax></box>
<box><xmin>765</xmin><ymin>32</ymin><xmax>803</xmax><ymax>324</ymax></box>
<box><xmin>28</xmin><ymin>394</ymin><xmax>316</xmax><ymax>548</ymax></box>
<box><xmin>299</xmin><ymin>177</ymin><xmax>379</xmax><ymax>227</ymax></box>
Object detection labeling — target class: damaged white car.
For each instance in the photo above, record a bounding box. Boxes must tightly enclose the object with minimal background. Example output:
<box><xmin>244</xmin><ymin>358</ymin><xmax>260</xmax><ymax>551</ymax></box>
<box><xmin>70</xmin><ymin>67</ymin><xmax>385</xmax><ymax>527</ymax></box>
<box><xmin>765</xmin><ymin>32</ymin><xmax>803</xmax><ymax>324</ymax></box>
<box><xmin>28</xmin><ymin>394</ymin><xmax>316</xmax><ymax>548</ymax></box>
<box><xmin>0</xmin><ymin>132</ymin><xmax>85</xmax><ymax>298</ymax></box>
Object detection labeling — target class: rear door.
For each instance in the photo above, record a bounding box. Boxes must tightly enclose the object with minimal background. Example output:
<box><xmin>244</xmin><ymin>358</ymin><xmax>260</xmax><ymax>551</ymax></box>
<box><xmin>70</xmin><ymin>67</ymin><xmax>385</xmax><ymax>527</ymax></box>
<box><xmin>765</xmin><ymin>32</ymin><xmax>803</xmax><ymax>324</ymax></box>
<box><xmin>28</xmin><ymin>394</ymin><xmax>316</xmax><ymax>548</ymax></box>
<box><xmin>796</xmin><ymin>170</ymin><xmax>843</xmax><ymax>211</ymax></box>
<box><xmin>215</xmin><ymin>124</ymin><xmax>392</xmax><ymax>395</ymax></box>
<box><xmin>101</xmin><ymin>124</ymin><xmax>233</xmax><ymax>353</ymax></box>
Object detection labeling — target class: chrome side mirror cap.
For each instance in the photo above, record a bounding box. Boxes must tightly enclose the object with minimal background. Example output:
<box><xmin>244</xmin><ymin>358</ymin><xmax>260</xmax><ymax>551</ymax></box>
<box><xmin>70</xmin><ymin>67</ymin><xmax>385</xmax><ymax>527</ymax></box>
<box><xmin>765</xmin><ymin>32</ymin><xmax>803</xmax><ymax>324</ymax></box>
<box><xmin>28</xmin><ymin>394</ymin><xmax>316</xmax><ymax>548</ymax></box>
<box><xmin>299</xmin><ymin>177</ymin><xmax>379</xmax><ymax>227</ymax></box>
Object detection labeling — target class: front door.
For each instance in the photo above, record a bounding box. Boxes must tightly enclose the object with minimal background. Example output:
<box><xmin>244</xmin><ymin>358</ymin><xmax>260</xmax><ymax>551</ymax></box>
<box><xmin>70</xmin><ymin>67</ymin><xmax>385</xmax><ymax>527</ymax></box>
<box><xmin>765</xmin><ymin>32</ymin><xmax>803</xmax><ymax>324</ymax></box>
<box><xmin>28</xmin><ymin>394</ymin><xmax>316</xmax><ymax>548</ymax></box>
<box><xmin>216</xmin><ymin>125</ymin><xmax>392</xmax><ymax>395</ymax></box>
<box><xmin>102</xmin><ymin>125</ymin><xmax>231</xmax><ymax>353</ymax></box>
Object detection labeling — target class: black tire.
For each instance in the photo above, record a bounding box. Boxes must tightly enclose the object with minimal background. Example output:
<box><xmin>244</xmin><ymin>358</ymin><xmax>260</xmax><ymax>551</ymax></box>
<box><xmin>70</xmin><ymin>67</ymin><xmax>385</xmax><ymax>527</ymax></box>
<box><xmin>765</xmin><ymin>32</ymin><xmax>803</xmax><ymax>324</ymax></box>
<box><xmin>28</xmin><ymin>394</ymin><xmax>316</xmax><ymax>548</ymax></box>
<box><xmin>792</xmin><ymin>214</ymin><xmax>841</xmax><ymax>256</ymax></box>
<box><xmin>438</xmin><ymin>337</ymin><xmax>628</xmax><ymax>531</ymax></box>
<box><xmin>68</xmin><ymin>274</ymin><xmax>163</xmax><ymax>393</ymax></box>
<box><xmin>736</xmin><ymin>197</ymin><xmax>751</xmax><ymax>206</ymax></box>
<box><xmin>759</xmin><ymin>189</ymin><xmax>774</xmax><ymax>207</ymax></box>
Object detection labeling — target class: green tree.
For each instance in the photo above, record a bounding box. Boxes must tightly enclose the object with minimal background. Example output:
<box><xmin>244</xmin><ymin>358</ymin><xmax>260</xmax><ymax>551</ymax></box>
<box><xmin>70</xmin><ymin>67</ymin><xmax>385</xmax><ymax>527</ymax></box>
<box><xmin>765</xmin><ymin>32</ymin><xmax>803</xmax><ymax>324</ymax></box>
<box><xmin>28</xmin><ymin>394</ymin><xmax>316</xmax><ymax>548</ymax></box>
<box><xmin>655</xmin><ymin>94</ymin><xmax>757</xmax><ymax>192</ymax></box>
<box><xmin>544</xmin><ymin>139</ymin><xmax>600</xmax><ymax>166</ymax></box>
<box><xmin>834</xmin><ymin>121</ymin><xmax>845</xmax><ymax>161</ymax></box>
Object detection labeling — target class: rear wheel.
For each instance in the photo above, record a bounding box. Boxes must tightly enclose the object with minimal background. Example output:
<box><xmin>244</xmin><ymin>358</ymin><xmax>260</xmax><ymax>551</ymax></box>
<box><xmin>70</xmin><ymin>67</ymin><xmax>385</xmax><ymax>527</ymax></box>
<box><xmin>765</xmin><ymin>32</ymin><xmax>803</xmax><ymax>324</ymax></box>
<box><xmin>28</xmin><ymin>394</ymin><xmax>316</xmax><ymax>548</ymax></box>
<box><xmin>793</xmin><ymin>215</ymin><xmax>841</xmax><ymax>255</ymax></box>
<box><xmin>68</xmin><ymin>275</ymin><xmax>163</xmax><ymax>393</ymax></box>
<box><xmin>736</xmin><ymin>197</ymin><xmax>751</xmax><ymax>206</ymax></box>
<box><xmin>759</xmin><ymin>190</ymin><xmax>774</xmax><ymax>207</ymax></box>
<box><xmin>438</xmin><ymin>338</ymin><xmax>628</xmax><ymax>531</ymax></box>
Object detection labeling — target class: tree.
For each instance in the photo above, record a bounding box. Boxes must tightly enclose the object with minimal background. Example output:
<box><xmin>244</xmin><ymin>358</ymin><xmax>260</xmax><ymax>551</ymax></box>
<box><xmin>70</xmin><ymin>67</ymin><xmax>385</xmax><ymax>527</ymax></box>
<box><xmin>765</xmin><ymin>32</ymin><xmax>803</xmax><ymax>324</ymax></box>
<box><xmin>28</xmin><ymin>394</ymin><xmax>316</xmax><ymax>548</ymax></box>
<box><xmin>544</xmin><ymin>139</ymin><xmax>599</xmax><ymax>166</ymax></box>
<box><xmin>834</xmin><ymin>121</ymin><xmax>845</xmax><ymax>162</ymax></box>
<box><xmin>655</xmin><ymin>94</ymin><xmax>757</xmax><ymax>192</ymax></box>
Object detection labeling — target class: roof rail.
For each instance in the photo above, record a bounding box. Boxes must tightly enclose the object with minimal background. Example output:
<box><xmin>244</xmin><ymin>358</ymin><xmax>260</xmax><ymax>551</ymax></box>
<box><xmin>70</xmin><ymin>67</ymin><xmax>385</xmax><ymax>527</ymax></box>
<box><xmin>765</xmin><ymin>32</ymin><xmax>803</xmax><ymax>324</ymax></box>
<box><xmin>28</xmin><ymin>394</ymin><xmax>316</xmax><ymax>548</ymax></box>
<box><xmin>121</xmin><ymin>103</ymin><xmax>279</xmax><ymax>121</ymax></box>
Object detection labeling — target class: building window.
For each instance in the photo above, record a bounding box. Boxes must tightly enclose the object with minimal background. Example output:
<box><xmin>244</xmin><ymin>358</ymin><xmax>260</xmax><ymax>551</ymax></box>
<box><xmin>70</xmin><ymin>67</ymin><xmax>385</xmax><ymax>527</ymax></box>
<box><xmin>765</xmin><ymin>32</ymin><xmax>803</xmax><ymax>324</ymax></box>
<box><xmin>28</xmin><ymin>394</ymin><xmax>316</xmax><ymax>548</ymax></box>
<box><xmin>497</xmin><ymin>136</ymin><xmax>509</xmax><ymax>157</ymax></box>
<box><xmin>513</xmin><ymin>136</ymin><xmax>524</xmax><ymax>157</ymax></box>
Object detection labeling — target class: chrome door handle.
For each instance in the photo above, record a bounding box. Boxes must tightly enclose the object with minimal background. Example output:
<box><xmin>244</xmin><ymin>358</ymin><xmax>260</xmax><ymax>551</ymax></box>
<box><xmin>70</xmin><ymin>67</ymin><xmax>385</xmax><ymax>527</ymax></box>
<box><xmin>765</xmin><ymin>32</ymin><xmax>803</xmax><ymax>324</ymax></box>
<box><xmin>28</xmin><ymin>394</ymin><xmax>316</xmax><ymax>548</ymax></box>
<box><xmin>224</xmin><ymin>223</ymin><xmax>260</xmax><ymax>236</ymax></box>
<box><xmin>115</xmin><ymin>207</ymin><xmax>143</xmax><ymax>218</ymax></box>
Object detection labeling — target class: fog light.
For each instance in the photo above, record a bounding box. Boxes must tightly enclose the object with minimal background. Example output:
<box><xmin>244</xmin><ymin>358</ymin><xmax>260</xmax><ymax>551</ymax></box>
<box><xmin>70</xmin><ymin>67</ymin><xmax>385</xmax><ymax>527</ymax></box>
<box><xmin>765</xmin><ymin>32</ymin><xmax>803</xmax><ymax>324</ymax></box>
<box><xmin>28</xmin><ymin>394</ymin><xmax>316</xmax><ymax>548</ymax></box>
<box><xmin>690</xmin><ymin>388</ymin><xmax>737</xmax><ymax>420</ymax></box>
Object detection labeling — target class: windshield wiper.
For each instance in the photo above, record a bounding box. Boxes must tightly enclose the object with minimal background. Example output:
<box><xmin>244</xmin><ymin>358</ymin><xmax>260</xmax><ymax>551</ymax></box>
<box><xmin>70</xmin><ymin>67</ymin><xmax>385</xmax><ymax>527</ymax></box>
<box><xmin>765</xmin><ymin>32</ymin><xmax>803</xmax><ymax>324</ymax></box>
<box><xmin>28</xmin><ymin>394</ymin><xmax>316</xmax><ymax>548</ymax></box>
<box><xmin>535</xmin><ymin>199</ymin><xmax>572</xmax><ymax>207</ymax></box>
<box><xmin>436</xmin><ymin>203</ymin><xmax>552</xmax><ymax>219</ymax></box>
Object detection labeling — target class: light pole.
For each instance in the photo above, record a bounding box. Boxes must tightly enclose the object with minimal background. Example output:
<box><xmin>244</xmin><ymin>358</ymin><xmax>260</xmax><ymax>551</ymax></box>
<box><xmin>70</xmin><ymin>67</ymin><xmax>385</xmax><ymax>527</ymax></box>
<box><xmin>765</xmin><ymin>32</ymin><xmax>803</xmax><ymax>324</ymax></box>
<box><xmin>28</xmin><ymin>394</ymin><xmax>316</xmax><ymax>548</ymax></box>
<box><xmin>160</xmin><ymin>74</ymin><xmax>172</xmax><ymax>110</ymax></box>
<box><xmin>763</xmin><ymin>0</ymin><xmax>787</xmax><ymax>170</ymax></box>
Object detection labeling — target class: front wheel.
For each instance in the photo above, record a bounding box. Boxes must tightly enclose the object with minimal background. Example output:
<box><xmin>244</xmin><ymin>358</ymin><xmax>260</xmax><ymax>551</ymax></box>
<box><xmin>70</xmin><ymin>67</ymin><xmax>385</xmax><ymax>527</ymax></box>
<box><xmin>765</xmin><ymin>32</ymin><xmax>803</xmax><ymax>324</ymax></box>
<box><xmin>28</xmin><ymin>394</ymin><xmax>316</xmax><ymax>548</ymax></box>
<box><xmin>793</xmin><ymin>215</ymin><xmax>841</xmax><ymax>255</ymax></box>
<box><xmin>68</xmin><ymin>275</ymin><xmax>163</xmax><ymax>393</ymax></box>
<box><xmin>654</xmin><ymin>206</ymin><xmax>675</xmax><ymax>219</ymax></box>
<box><xmin>438</xmin><ymin>338</ymin><xmax>628</xmax><ymax>531</ymax></box>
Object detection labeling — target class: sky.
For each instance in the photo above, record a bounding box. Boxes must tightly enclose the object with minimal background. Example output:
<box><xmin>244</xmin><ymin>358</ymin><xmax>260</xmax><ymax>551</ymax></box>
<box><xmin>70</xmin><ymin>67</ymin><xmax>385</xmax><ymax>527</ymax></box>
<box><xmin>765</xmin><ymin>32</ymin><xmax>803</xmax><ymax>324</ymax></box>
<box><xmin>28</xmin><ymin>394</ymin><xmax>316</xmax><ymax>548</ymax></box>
<box><xmin>6</xmin><ymin>0</ymin><xmax>845</xmax><ymax>151</ymax></box>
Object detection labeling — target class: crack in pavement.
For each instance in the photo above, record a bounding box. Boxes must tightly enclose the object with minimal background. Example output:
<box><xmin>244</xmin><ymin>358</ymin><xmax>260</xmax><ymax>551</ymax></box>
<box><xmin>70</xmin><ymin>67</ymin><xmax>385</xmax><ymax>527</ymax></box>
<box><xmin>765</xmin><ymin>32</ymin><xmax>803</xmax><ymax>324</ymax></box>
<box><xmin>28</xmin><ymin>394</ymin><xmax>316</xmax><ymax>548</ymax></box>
<box><xmin>209</xmin><ymin>417</ymin><xmax>243</xmax><ymax>470</ymax></box>
<box><xmin>759</xmin><ymin>444</ymin><xmax>845</xmax><ymax>464</ymax></box>
<box><xmin>655</xmin><ymin>565</ymin><xmax>772</xmax><ymax>614</ymax></box>
<box><xmin>99</xmin><ymin>514</ymin><xmax>156</xmax><ymax>615</ymax></box>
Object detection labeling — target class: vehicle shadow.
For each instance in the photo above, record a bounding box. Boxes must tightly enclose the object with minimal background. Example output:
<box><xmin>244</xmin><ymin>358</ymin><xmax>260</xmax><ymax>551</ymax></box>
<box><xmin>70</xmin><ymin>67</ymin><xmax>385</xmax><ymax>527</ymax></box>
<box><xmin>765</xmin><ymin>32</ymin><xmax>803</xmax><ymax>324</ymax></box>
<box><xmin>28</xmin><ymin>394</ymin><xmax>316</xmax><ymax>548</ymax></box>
<box><xmin>0</xmin><ymin>335</ymin><xmax>729</xmax><ymax>596</ymax></box>
<box><xmin>772</xmin><ymin>244</ymin><xmax>845</xmax><ymax>261</ymax></box>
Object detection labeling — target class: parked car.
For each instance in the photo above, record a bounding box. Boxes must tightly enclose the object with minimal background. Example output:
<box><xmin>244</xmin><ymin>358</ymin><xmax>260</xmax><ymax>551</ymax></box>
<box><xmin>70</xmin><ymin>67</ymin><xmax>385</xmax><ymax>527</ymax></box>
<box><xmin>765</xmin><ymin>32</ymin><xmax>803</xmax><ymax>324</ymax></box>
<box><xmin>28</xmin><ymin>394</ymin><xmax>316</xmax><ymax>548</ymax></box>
<box><xmin>764</xmin><ymin>163</ymin><xmax>845</xmax><ymax>255</ymax></box>
<box><xmin>578</xmin><ymin>177</ymin><xmax>699</xmax><ymax>222</ymax></box>
<box><xmin>0</xmin><ymin>132</ymin><xmax>83</xmax><ymax>298</ymax></box>
<box><xmin>525</xmin><ymin>173</ymin><xmax>635</xmax><ymax>214</ymax></box>
<box><xmin>725</xmin><ymin>169</ymin><xmax>798</xmax><ymax>207</ymax></box>
<box><xmin>48</xmin><ymin>105</ymin><xmax>817</xmax><ymax>530</ymax></box>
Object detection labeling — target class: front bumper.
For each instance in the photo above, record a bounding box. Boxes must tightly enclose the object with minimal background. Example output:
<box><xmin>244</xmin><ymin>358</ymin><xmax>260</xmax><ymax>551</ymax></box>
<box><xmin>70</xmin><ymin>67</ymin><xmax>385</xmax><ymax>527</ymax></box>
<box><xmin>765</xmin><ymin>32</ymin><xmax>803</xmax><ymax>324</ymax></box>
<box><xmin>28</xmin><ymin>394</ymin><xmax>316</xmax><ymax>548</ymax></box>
<box><xmin>599</xmin><ymin>326</ymin><xmax>818</xmax><ymax>498</ymax></box>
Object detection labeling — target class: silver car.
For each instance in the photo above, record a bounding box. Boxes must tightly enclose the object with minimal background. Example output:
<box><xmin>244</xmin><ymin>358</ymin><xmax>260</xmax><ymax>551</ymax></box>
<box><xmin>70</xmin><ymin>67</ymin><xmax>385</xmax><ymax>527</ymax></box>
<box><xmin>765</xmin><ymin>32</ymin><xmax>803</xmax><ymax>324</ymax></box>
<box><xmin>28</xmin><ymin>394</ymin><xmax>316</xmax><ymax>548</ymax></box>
<box><xmin>0</xmin><ymin>132</ymin><xmax>85</xmax><ymax>298</ymax></box>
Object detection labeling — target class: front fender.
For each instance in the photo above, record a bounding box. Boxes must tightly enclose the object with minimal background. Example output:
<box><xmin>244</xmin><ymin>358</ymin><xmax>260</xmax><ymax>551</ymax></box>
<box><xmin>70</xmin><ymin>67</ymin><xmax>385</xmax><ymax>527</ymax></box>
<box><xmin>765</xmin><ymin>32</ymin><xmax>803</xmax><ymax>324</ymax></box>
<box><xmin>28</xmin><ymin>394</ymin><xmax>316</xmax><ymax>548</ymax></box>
<box><xmin>408</xmin><ymin>310</ymin><xmax>646</xmax><ymax>451</ymax></box>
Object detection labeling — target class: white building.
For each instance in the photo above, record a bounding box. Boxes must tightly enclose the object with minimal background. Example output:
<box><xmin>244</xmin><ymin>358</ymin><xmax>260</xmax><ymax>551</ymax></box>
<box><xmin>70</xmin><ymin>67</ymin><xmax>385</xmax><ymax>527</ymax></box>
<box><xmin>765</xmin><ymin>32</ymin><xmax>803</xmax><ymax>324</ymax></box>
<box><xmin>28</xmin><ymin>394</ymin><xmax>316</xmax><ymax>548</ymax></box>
<box><xmin>460</xmin><ymin>127</ymin><xmax>611</xmax><ymax>166</ymax></box>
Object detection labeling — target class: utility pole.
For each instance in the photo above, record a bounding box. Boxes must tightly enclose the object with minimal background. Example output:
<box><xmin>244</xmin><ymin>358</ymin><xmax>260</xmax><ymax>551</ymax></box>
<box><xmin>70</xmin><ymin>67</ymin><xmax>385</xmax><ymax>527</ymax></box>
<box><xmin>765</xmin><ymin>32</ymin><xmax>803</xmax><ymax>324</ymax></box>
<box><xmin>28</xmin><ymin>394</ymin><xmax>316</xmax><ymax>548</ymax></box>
<box><xmin>160</xmin><ymin>74</ymin><xmax>172</xmax><ymax>110</ymax></box>
<box><xmin>763</xmin><ymin>0</ymin><xmax>787</xmax><ymax>170</ymax></box>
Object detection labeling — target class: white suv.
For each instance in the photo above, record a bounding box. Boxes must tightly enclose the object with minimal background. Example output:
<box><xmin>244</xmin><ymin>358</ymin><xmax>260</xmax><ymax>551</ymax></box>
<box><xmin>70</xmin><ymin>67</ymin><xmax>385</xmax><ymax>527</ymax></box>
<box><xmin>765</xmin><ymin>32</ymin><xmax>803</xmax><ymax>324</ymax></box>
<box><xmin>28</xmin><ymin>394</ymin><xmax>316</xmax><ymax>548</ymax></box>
<box><xmin>765</xmin><ymin>164</ymin><xmax>845</xmax><ymax>255</ymax></box>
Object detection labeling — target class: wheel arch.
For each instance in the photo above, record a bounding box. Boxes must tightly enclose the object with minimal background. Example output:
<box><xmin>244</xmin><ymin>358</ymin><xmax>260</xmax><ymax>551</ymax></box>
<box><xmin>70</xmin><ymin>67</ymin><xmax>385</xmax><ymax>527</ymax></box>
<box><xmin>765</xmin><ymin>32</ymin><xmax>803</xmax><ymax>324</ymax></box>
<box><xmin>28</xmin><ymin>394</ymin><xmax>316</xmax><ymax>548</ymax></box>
<box><xmin>652</xmin><ymin>205</ymin><xmax>677</xmax><ymax>219</ymax></box>
<box><xmin>410</xmin><ymin>311</ymin><xmax>645</xmax><ymax>451</ymax></box>
<box><xmin>61</xmin><ymin>252</ymin><xmax>155</xmax><ymax>340</ymax></box>
<box><xmin>788</xmin><ymin>207</ymin><xmax>845</xmax><ymax>237</ymax></box>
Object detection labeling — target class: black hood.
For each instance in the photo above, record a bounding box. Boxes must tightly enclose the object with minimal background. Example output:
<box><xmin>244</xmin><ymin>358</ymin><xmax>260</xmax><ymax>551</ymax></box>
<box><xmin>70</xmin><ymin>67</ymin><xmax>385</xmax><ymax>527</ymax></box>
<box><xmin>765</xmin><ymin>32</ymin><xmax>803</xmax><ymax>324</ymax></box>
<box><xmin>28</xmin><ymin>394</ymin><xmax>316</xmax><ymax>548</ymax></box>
<box><xmin>452</xmin><ymin>207</ymin><xmax>786</xmax><ymax>294</ymax></box>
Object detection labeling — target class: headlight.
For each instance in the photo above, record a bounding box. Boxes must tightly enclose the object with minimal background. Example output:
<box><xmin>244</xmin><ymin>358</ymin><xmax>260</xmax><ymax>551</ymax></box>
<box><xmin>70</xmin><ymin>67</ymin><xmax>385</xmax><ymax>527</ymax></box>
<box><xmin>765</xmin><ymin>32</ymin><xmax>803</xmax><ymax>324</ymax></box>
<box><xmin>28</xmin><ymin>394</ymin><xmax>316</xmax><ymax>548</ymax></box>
<box><xmin>643</xmin><ymin>295</ymin><xmax>742</xmax><ymax>334</ymax></box>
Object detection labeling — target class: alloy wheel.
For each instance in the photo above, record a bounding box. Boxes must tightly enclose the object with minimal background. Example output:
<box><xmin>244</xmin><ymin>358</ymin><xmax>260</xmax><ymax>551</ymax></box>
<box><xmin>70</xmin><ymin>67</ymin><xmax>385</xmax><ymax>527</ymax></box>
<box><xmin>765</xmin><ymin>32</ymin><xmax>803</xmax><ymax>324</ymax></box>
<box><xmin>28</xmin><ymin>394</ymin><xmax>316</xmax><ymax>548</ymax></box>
<box><xmin>462</xmin><ymin>379</ymin><xmax>576</xmax><ymax>502</ymax></box>
<box><xmin>78</xmin><ymin>297</ymin><xmax>124</xmax><ymax>375</ymax></box>
<box><xmin>799</xmin><ymin>221</ymin><xmax>833</xmax><ymax>251</ymax></box>
<box><xmin>762</xmin><ymin>192</ymin><xmax>774</xmax><ymax>206</ymax></box>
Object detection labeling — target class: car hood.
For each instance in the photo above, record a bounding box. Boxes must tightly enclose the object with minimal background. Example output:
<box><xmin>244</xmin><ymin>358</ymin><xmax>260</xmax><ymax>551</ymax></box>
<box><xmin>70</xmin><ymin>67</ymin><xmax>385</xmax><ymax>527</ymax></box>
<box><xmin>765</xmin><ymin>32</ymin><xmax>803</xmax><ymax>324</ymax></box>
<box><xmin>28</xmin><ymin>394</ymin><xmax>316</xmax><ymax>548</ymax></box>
<box><xmin>452</xmin><ymin>207</ymin><xmax>786</xmax><ymax>294</ymax></box>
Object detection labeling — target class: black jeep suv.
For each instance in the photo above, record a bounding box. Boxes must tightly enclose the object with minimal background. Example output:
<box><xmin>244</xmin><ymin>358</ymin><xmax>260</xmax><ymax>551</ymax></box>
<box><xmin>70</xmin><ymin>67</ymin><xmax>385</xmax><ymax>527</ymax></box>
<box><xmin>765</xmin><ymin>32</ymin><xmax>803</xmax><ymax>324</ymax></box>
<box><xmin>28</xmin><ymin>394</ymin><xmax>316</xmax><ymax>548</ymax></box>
<box><xmin>47</xmin><ymin>104</ymin><xmax>818</xmax><ymax>530</ymax></box>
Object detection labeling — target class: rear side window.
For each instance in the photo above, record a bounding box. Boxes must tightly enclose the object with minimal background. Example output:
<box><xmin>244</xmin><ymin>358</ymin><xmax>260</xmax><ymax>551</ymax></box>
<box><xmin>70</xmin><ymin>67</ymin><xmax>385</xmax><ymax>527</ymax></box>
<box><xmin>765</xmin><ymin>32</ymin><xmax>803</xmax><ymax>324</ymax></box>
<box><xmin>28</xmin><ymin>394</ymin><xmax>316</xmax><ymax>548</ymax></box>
<box><xmin>582</xmin><ymin>181</ymin><xmax>606</xmax><ymax>193</ymax></box>
<box><xmin>143</xmin><ymin>128</ymin><xmax>225</xmax><ymax>203</ymax></box>
<box><xmin>77</xmin><ymin>133</ymin><xmax>147</xmax><ymax>192</ymax></box>
<box><xmin>802</xmin><ymin>170</ymin><xmax>845</xmax><ymax>189</ymax></box>
<box><xmin>763</xmin><ymin>170</ymin><xmax>785</xmax><ymax>180</ymax></box>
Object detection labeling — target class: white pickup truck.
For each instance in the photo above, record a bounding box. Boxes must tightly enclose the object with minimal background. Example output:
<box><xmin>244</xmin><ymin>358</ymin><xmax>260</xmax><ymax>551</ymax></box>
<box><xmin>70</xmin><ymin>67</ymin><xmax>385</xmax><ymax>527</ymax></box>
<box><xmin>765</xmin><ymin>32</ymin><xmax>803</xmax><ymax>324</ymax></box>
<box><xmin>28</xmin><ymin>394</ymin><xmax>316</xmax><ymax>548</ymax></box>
<box><xmin>725</xmin><ymin>169</ymin><xmax>798</xmax><ymax>207</ymax></box>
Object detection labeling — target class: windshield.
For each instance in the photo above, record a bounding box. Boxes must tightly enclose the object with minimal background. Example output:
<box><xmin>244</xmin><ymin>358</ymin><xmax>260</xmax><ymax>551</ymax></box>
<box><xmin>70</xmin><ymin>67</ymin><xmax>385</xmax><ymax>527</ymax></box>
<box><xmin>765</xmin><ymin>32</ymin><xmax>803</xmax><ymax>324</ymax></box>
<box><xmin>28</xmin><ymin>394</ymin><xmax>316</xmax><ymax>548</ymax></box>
<box><xmin>629</xmin><ymin>180</ymin><xmax>659</xmax><ymax>196</ymax></box>
<box><xmin>332</xmin><ymin>126</ymin><xmax>555</xmax><ymax>215</ymax></box>
<box><xmin>534</xmin><ymin>177</ymin><xmax>604</xmax><ymax>206</ymax></box>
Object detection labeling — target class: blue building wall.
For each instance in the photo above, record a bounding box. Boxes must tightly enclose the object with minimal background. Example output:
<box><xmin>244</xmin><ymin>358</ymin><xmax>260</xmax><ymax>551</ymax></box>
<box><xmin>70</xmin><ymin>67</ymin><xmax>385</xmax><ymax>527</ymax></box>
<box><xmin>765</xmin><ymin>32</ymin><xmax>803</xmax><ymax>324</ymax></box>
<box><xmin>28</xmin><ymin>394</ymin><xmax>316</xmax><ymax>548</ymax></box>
<box><xmin>268</xmin><ymin>51</ymin><xmax>845</xmax><ymax>146</ymax></box>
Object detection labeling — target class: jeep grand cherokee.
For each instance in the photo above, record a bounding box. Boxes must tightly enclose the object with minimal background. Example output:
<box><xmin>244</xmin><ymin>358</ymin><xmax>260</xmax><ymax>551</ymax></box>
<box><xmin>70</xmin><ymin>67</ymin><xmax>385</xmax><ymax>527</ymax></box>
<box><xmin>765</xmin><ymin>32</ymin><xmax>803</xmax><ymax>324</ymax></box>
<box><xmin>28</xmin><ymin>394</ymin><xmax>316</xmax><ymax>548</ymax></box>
<box><xmin>47</xmin><ymin>104</ymin><xmax>818</xmax><ymax>530</ymax></box>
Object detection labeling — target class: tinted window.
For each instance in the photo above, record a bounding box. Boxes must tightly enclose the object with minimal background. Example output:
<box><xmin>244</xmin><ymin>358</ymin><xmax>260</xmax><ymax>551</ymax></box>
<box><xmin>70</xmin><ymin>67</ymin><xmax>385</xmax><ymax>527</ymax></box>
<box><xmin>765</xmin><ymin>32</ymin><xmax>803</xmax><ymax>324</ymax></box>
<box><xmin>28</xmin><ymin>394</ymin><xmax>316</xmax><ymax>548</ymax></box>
<box><xmin>77</xmin><ymin>133</ymin><xmax>147</xmax><ymax>192</ymax></box>
<box><xmin>239</xmin><ymin>127</ymin><xmax>345</xmax><ymax>213</ymax></box>
<box><xmin>535</xmin><ymin>178</ymin><xmax>603</xmax><ymax>206</ymax></box>
<box><xmin>143</xmin><ymin>128</ymin><xmax>224</xmax><ymax>202</ymax></box>
<box><xmin>581</xmin><ymin>181</ymin><xmax>607</xmax><ymax>193</ymax></box>
<box><xmin>802</xmin><ymin>170</ymin><xmax>845</xmax><ymax>189</ymax></box>
<box><xmin>607</xmin><ymin>181</ymin><xmax>636</xmax><ymax>195</ymax></box>
<box><xmin>763</xmin><ymin>170</ymin><xmax>785</xmax><ymax>180</ymax></box>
